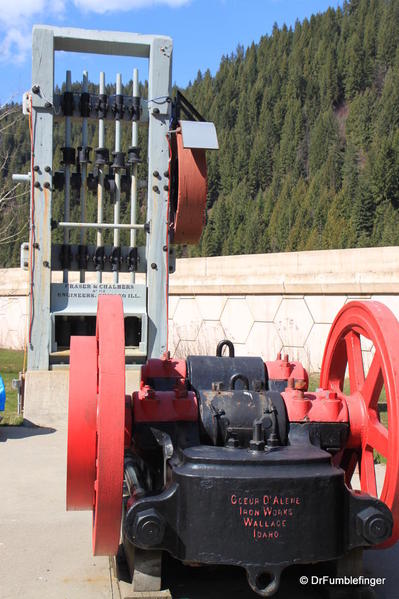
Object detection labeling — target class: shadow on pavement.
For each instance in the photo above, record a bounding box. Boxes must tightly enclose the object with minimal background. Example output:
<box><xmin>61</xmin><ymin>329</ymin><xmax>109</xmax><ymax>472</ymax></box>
<box><xmin>0</xmin><ymin>421</ymin><xmax>56</xmax><ymax>442</ymax></box>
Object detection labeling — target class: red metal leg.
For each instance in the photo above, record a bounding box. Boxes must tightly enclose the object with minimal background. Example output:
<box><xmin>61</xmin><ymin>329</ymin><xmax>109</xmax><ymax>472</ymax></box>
<box><xmin>321</xmin><ymin>300</ymin><xmax>399</xmax><ymax>546</ymax></box>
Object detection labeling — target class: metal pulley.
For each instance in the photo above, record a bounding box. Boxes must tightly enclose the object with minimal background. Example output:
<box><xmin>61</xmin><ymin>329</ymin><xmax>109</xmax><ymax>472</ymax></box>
<box><xmin>168</xmin><ymin>91</ymin><xmax>218</xmax><ymax>244</ymax></box>
<box><xmin>169</xmin><ymin>126</ymin><xmax>208</xmax><ymax>244</ymax></box>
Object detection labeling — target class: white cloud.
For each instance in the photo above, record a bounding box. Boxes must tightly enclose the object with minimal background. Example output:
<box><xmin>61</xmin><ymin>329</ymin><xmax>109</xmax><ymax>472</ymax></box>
<box><xmin>0</xmin><ymin>0</ymin><xmax>66</xmax><ymax>63</ymax></box>
<box><xmin>0</xmin><ymin>27</ymin><xmax>31</xmax><ymax>63</ymax></box>
<box><xmin>72</xmin><ymin>0</ymin><xmax>189</xmax><ymax>13</ymax></box>
<box><xmin>0</xmin><ymin>0</ymin><xmax>189</xmax><ymax>63</ymax></box>
<box><xmin>0</xmin><ymin>0</ymin><xmax>47</xmax><ymax>26</ymax></box>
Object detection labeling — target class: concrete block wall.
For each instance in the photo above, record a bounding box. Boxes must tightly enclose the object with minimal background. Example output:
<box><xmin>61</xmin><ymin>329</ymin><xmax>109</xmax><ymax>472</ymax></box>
<box><xmin>169</xmin><ymin>293</ymin><xmax>391</xmax><ymax>372</ymax></box>
<box><xmin>1</xmin><ymin>246</ymin><xmax>399</xmax><ymax>373</ymax></box>
<box><xmin>168</xmin><ymin>247</ymin><xmax>399</xmax><ymax>373</ymax></box>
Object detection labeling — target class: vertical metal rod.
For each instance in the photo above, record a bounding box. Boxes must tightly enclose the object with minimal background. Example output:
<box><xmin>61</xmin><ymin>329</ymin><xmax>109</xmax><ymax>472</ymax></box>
<box><xmin>63</xmin><ymin>70</ymin><xmax>71</xmax><ymax>284</ymax></box>
<box><xmin>130</xmin><ymin>68</ymin><xmax>139</xmax><ymax>284</ymax></box>
<box><xmin>113</xmin><ymin>73</ymin><xmax>122</xmax><ymax>284</ymax></box>
<box><xmin>97</xmin><ymin>71</ymin><xmax>105</xmax><ymax>284</ymax></box>
<box><xmin>79</xmin><ymin>70</ymin><xmax>88</xmax><ymax>283</ymax></box>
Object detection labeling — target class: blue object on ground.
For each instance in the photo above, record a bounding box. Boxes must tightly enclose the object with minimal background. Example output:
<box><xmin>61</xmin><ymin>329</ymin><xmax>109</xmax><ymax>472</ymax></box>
<box><xmin>0</xmin><ymin>375</ymin><xmax>6</xmax><ymax>411</ymax></box>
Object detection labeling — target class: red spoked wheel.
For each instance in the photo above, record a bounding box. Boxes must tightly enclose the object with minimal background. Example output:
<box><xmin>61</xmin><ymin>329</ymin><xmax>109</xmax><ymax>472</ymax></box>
<box><xmin>320</xmin><ymin>301</ymin><xmax>399</xmax><ymax>546</ymax></box>
<box><xmin>92</xmin><ymin>295</ymin><xmax>126</xmax><ymax>556</ymax></box>
<box><xmin>67</xmin><ymin>336</ymin><xmax>97</xmax><ymax>510</ymax></box>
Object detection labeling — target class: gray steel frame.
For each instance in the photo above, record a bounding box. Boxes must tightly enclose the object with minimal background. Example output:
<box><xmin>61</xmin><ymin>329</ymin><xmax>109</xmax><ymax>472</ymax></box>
<box><xmin>29</xmin><ymin>26</ymin><xmax>172</xmax><ymax>369</ymax></box>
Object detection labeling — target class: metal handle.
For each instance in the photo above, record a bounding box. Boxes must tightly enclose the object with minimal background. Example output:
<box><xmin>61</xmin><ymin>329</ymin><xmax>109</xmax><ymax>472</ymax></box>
<box><xmin>216</xmin><ymin>339</ymin><xmax>235</xmax><ymax>358</ymax></box>
<box><xmin>230</xmin><ymin>373</ymin><xmax>249</xmax><ymax>390</ymax></box>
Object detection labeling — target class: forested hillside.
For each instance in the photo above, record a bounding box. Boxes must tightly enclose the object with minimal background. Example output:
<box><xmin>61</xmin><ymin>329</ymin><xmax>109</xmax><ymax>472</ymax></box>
<box><xmin>1</xmin><ymin>0</ymin><xmax>399</xmax><ymax>266</ymax></box>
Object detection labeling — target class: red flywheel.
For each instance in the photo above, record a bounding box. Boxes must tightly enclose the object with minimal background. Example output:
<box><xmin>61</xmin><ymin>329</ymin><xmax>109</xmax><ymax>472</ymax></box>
<box><xmin>321</xmin><ymin>301</ymin><xmax>399</xmax><ymax>547</ymax></box>
<box><xmin>67</xmin><ymin>295</ymin><xmax>126</xmax><ymax>556</ymax></box>
<box><xmin>67</xmin><ymin>335</ymin><xmax>97</xmax><ymax>510</ymax></box>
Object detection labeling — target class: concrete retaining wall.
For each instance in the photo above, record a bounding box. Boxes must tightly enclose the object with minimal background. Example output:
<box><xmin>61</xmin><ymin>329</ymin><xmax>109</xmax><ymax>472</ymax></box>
<box><xmin>168</xmin><ymin>247</ymin><xmax>399</xmax><ymax>372</ymax></box>
<box><xmin>1</xmin><ymin>246</ymin><xmax>399</xmax><ymax>372</ymax></box>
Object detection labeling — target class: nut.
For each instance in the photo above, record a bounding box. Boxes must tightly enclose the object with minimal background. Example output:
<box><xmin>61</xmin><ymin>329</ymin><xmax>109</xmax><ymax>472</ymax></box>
<box><xmin>133</xmin><ymin>508</ymin><xmax>165</xmax><ymax>547</ymax></box>
<box><xmin>357</xmin><ymin>506</ymin><xmax>392</xmax><ymax>544</ymax></box>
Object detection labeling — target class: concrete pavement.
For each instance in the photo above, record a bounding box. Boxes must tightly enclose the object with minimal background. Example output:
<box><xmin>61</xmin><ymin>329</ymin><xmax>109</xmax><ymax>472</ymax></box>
<box><xmin>0</xmin><ymin>425</ymin><xmax>117</xmax><ymax>599</ymax></box>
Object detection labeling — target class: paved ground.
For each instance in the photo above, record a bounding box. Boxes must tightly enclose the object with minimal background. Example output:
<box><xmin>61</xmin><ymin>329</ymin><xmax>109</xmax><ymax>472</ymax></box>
<box><xmin>0</xmin><ymin>425</ymin><xmax>118</xmax><ymax>599</ymax></box>
<box><xmin>0</xmin><ymin>426</ymin><xmax>398</xmax><ymax>599</ymax></box>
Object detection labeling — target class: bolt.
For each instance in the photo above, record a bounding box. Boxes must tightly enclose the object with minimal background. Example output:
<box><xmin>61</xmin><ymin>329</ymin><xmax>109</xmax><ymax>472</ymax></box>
<box><xmin>151</xmin><ymin>262</ymin><xmax>157</xmax><ymax>270</ymax></box>
<box><xmin>33</xmin><ymin>242</ymin><xmax>39</xmax><ymax>249</ymax></box>
<box><xmin>43</xmin><ymin>181</ymin><xmax>50</xmax><ymax>189</ymax></box>
<box><xmin>33</xmin><ymin>165</ymin><xmax>40</xmax><ymax>172</ymax></box>
<box><xmin>226</xmin><ymin>436</ymin><xmax>239</xmax><ymax>449</ymax></box>
<box><xmin>326</xmin><ymin>391</ymin><xmax>338</xmax><ymax>400</ymax></box>
<box><xmin>357</xmin><ymin>507</ymin><xmax>392</xmax><ymax>544</ymax></box>
<box><xmin>42</xmin><ymin>260</ymin><xmax>49</xmax><ymax>268</ymax></box>
<box><xmin>34</xmin><ymin>181</ymin><xmax>41</xmax><ymax>189</ymax></box>
<box><xmin>32</xmin><ymin>85</ymin><xmax>40</xmax><ymax>94</ymax></box>
<box><xmin>23</xmin><ymin>261</ymin><xmax>28</xmax><ymax>268</ymax></box>
<box><xmin>211</xmin><ymin>381</ymin><xmax>224</xmax><ymax>391</ymax></box>
<box><xmin>164</xmin><ymin>171</ymin><xmax>169</xmax><ymax>178</ymax></box>
<box><xmin>144</xmin><ymin>387</ymin><xmax>156</xmax><ymax>400</ymax></box>
<box><xmin>153</xmin><ymin>170</ymin><xmax>160</xmax><ymax>178</ymax></box>
<box><xmin>152</xmin><ymin>185</ymin><xmax>159</xmax><ymax>192</ymax></box>
<box><xmin>163</xmin><ymin>245</ymin><xmax>167</xmax><ymax>252</ymax></box>
<box><xmin>44</xmin><ymin>101</ymin><xmax>52</xmax><ymax>109</ymax></box>
<box><xmin>133</xmin><ymin>509</ymin><xmax>165</xmax><ymax>547</ymax></box>
<box><xmin>163</xmin><ymin>185</ymin><xmax>169</xmax><ymax>191</ymax></box>
<box><xmin>152</xmin><ymin>107</ymin><xmax>160</xmax><ymax>115</ymax></box>
<box><xmin>249</xmin><ymin>420</ymin><xmax>265</xmax><ymax>452</ymax></box>
<box><xmin>253</xmin><ymin>379</ymin><xmax>263</xmax><ymax>392</ymax></box>
<box><xmin>369</xmin><ymin>518</ymin><xmax>388</xmax><ymax>539</ymax></box>
<box><xmin>44</xmin><ymin>166</ymin><xmax>51</xmax><ymax>173</ymax></box>
<box><xmin>254</xmin><ymin>421</ymin><xmax>263</xmax><ymax>441</ymax></box>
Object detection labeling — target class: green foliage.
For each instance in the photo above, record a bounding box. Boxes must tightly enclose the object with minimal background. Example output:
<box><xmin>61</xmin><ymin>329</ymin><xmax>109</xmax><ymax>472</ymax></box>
<box><xmin>2</xmin><ymin>0</ymin><xmax>399</xmax><ymax>265</ymax></box>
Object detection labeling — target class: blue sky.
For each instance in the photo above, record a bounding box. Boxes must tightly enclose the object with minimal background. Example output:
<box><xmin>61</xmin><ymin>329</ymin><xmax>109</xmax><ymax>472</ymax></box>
<box><xmin>0</xmin><ymin>0</ymin><xmax>342</xmax><ymax>104</ymax></box>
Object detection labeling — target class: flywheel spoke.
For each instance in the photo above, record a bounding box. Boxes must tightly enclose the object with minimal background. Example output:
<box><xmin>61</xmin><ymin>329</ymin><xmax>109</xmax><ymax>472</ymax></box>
<box><xmin>360</xmin><ymin>446</ymin><xmax>377</xmax><ymax>497</ymax></box>
<box><xmin>345</xmin><ymin>330</ymin><xmax>365</xmax><ymax>394</ymax></box>
<box><xmin>367</xmin><ymin>416</ymin><xmax>388</xmax><ymax>458</ymax></box>
<box><xmin>361</xmin><ymin>353</ymin><xmax>383</xmax><ymax>411</ymax></box>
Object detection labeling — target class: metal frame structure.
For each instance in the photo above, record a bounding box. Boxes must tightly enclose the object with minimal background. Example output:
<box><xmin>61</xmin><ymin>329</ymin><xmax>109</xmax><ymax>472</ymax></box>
<box><xmin>28</xmin><ymin>26</ymin><xmax>173</xmax><ymax>370</ymax></box>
